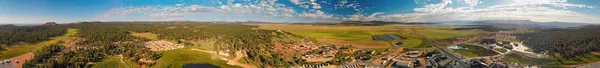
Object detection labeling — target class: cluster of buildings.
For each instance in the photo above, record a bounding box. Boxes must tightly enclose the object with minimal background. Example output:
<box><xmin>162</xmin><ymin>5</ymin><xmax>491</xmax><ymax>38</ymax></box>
<box><xmin>144</xmin><ymin>41</ymin><xmax>184</xmax><ymax>51</ymax></box>
<box><xmin>468</xmin><ymin>56</ymin><xmax>506</xmax><ymax>67</ymax></box>
<box><xmin>470</xmin><ymin>57</ymin><xmax>539</xmax><ymax>68</ymax></box>
<box><xmin>480</xmin><ymin>38</ymin><xmax>516</xmax><ymax>50</ymax></box>
<box><xmin>290</xmin><ymin>42</ymin><xmax>319</xmax><ymax>54</ymax></box>
<box><xmin>300</xmin><ymin>64</ymin><xmax>329</xmax><ymax>68</ymax></box>
<box><xmin>301</xmin><ymin>45</ymin><xmax>344</xmax><ymax>62</ymax></box>
<box><xmin>341</xmin><ymin>64</ymin><xmax>372</xmax><ymax>68</ymax></box>
<box><xmin>392</xmin><ymin>51</ymin><xmax>427</xmax><ymax>67</ymax></box>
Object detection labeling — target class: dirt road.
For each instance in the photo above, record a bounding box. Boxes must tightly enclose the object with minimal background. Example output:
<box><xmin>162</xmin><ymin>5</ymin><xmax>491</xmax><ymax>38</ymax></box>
<box><xmin>191</xmin><ymin>49</ymin><xmax>256</xmax><ymax>68</ymax></box>
<box><xmin>227</xmin><ymin>51</ymin><xmax>256</xmax><ymax>68</ymax></box>
<box><xmin>119</xmin><ymin>55</ymin><xmax>130</xmax><ymax>68</ymax></box>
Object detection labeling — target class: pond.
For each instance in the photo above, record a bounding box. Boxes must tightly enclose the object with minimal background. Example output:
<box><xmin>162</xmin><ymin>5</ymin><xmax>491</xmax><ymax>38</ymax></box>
<box><xmin>183</xmin><ymin>64</ymin><xmax>220</xmax><ymax>68</ymax></box>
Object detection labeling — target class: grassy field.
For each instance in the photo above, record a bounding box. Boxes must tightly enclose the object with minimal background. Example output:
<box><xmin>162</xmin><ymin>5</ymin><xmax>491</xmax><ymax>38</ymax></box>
<box><xmin>130</xmin><ymin>32</ymin><xmax>159</xmax><ymax>41</ymax></box>
<box><xmin>453</xmin><ymin>45</ymin><xmax>499</xmax><ymax>57</ymax></box>
<box><xmin>494</xmin><ymin>48</ymin><xmax>508</xmax><ymax>53</ymax></box>
<box><xmin>93</xmin><ymin>56</ymin><xmax>128</xmax><ymax>68</ymax></box>
<box><xmin>504</xmin><ymin>51</ymin><xmax>562</xmax><ymax>65</ymax></box>
<box><xmin>150</xmin><ymin>48</ymin><xmax>240</xmax><ymax>68</ymax></box>
<box><xmin>0</xmin><ymin>29</ymin><xmax>79</xmax><ymax>60</ymax></box>
<box><xmin>124</xmin><ymin>58</ymin><xmax>142</xmax><ymax>68</ymax></box>
<box><xmin>190</xmin><ymin>40</ymin><xmax>217</xmax><ymax>51</ymax></box>
<box><xmin>254</xmin><ymin>24</ymin><xmax>482</xmax><ymax>49</ymax></box>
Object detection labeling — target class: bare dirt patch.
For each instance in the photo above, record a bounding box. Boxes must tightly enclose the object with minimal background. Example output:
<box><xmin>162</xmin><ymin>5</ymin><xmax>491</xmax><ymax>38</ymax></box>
<box><xmin>228</xmin><ymin>51</ymin><xmax>257</xmax><ymax>68</ymax></box>
<box><xmin>305</xmin><ymin>57</ymin><xmax>334</xmax><ymax>62</ymax></box>
<box><xmin>317</xmin><ymin>39</ymin><xmax>388</xmax><ymax>48</ymax></box>
<box><xmin>10</xmin><ymin>52</ymin><xmax>35</xmax><ymax>68</ymax></box>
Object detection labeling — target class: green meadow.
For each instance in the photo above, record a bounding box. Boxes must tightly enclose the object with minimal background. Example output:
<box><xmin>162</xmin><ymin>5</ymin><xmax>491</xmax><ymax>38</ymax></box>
<box><xmin>0</xmin><ymin>29</ymin><xmax>79</xmax><ymax>60</ymax></box>
<box><xmin>255</xmin><ymin>24</ymin><xmax>482</xmax><ymax>49</ymax></box>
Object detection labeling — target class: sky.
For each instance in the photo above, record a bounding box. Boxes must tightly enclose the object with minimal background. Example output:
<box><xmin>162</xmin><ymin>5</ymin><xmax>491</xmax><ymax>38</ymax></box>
<box><xmin>1</xmin><ymin>0</ymin><xmax>599</xmax><ymax>24</ymax></box>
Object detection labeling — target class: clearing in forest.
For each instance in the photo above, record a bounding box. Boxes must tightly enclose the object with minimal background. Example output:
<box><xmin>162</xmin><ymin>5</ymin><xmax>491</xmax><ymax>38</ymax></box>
<box><xmin>0</xmin><ymin>29</ymin><xmax>79</xmax><ymax>60</ymax></box>
<box><xmin>130</xmin><ymin>32</ymin><xmax>159</xmax><ymax>41</ymax></box>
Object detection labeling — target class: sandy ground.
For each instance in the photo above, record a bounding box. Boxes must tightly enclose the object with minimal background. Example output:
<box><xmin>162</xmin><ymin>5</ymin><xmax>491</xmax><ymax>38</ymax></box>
<box><xmin>9</xmin><ymin>52</ymin><xmax>35</xmax><ymax>68</ymax></box>
<box><xmin>305</xmin><ymin>57</ymin><xmax>334</xmax><ymax>62</ymax></box>
<box><xmin>510</xmin><ymin>42</ymin><xmax>546</xmax><ymax>57</ymax></box>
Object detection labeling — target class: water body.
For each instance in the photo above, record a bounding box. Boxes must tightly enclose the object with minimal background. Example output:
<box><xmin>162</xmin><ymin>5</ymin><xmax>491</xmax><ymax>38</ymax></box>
<box><xmin>183</xmin><ymin>64</ymin><xmax>220</xmax><ymax>68</ymax></box>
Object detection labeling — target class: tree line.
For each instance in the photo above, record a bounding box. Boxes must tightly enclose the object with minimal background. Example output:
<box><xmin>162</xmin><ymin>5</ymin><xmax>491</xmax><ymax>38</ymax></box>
<box><xmin>518</xmin><ymin>25</ymin><xmax>600</xmax><ymax>63</ymax></box>
<box><xmin>0</xmin><ymin>26</ymin><xmax>67</xmax><ymax>46</ymax></box>
<box><xmin>13</xmin><ymin>22</ymin><xmax>307</xmax><ymax>67</ymax></box>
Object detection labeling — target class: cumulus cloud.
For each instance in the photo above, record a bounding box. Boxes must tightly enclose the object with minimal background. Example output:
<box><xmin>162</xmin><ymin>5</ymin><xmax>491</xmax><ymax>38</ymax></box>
<box><xmin>350</xmin><ymin>0</ymin><xmax>600</xmax><ymax>23</ymax></box>
<box><xmin>345</xmin><ymin>12</ymin><xmax>384</xmax><ymax>21</ymax></box>
<box><xmin>298</xmin><ymin>10</ymin><xmax>333</xmax><ymax>18</ymax></box>
<box><xmin>289</xmin><ymin>0</ymin><xmax>323</xmax><ymax>9</ymax></box>
<box><xmin>100</xmin><ymin>5</ymin><xmax>215</xmax><ymax>18</ymax></box>
<box><xmin>101</xmin><ymin>0</ymin><xmax>301</xmax><ymax>19</ymax></box>
<box><xmin>464</xmin><ymin>0</ymin><xmax>479</xmax><ymax>6</ymax></box>
<box><xmin>217</xmin><ymin>0</ymin><xmax>297</xmax><ymax>17</ymax></box>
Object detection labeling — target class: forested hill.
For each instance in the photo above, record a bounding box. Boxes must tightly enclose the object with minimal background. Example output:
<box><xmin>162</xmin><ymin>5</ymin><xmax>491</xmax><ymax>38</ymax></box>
<box><xmin>0</xmin><ymin>26</ymin><xmax>67</xmax><ymax>45</ymax></box>
<box><xmin>518</xmin><ymin>25</ymin><xmax>600</xmax><ymax>62</ymax></box>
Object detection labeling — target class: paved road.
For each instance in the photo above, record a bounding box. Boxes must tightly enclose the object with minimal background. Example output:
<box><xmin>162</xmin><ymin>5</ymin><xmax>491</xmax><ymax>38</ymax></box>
<box><xmin>411</xmin><ymin>28</ymin><xmax>469</xmax><ymax>68</ymax></box>
<box><xmin>0</xmin><ymin>62</ymin><xmax>15</xmax><ymax>68</ymax></box>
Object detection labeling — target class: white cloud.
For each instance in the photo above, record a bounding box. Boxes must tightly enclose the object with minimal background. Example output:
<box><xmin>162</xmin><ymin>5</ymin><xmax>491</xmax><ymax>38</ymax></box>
<box><xmin>414</xmin><ymin>0</ymin><xmax>452</xmax><ymax>13</ymax></box>
<box><xmin>344</xmin><ymin>12</ymin><xmax>384</xmax><ymax>21</ymax></box>
<box><xmin>216</xmin><ymin>0</ymin><xmax>297</xmax><ymax>17</ymax></box>
<box><xmin>289</xmin><ymin>0</ymin><xmax>323</xmax><ymax>9</ymax></box>
<box><xmin>99</xmin><ymin>4</ymin><xmax>217</xmax><ymax>18</ymax></box>
<box><xmin>464</xmin><ymin>0</ymin><xmax>479</xmax><ymax>6</ymax></box>
<box><xmin>100</xmin><ymin>0</ymin><xmax>304</xmax><ymax>20</ymax></box>
<box><xmin>349</xmin><ymin>0</ymin><xmax>600</xmax><ymax>23</ymax></box>
<box><xmin>298</xmin><ymin>10</ymin><xmax>332</xmax><ymax>18</ymax></box>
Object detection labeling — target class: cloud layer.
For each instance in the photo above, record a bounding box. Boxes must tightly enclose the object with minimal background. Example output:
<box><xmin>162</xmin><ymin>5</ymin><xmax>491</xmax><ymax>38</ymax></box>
<box><xmin>98</xmin><ymin>0</ymin><xmax>600</xmax><ymax>23</ymax></box>
<box><xmin>367</xmin><ymin>0</ymin><xmax>600</xmax><ymax>23</ymax></box>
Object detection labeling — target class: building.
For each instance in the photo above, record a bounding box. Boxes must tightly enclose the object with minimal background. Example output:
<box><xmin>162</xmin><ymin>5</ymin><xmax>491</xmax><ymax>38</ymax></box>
<box><xmin>480</xmin><ymin>38</ymin><xmax>497</xmax><ymax>44</ymax></box>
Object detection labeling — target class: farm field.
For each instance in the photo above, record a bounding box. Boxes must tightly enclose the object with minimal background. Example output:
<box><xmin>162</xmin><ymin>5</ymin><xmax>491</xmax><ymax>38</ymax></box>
<box><xmin>254</xmin><ymin>24</ymin><xmax>482</xmax><ymax>49</ymax></box>
<box><xmin>0</xmin><ymin>29</ymin><xmax>79</xmax><ymax>60</ymax></box>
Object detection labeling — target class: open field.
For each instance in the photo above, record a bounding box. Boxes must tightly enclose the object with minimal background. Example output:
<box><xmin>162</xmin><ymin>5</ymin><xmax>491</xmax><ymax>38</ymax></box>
<box><xmin>93</xmin><ymin>56</ymin><xmax>128</xmax><ymax>68</ymax></box>
<box><xmin>124</xmin><ymin>58</ymin><xmax>142</xmax><ymax>68</ymax></box>
<box><xmin>130</xmin><ymin>32</ymin><xmax>159</xmax><ymax>41</ymax></box>
<box><xmin>190</xmin><ymin>40</ymin><xmax>218</xmax><ymax>51</ymax></box>
<box><xmin>151</xmin><ymin>47</ymin><xmax>240</xmax><ymax>68</ymax></box>
<box><xmin>454</xmin><ymin>45</ymin><xmax>499</xmax><ymax>57</ymax></box>
<box><xmin>254</xmin><ymin>24</ymin><xmax>482</xmax><ymax>49</ymax></box>
<box><xmin>0</xmin><ymin>29</ymin><xmax>79</xmax><ymax>60</ymax></box>
<box><xmin>503</xmin><ymin>51</ymin><xmax>562</xmax><ymax>66</ymax></box>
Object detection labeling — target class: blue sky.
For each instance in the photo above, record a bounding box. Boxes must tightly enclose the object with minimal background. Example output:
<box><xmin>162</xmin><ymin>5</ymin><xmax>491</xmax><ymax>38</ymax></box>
<box><xmin>1</xmin><ymin>0</ymin><xmax>599</xmax><ymax>24</ymax></box>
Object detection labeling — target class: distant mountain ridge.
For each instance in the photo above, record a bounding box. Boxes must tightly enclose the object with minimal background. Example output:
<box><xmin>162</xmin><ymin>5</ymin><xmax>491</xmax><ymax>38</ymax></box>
<box><xmin>443</xmin><ymin>20</ymin><xmax>592</xmax><ymax>28</ymax></box>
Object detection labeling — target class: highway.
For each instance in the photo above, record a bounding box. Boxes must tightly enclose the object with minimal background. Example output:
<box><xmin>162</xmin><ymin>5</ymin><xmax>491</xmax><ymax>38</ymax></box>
<box><xmin>411</xmin><ymin>28</ymin><xmax>470</xmax><ymax>68</ymax></box>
